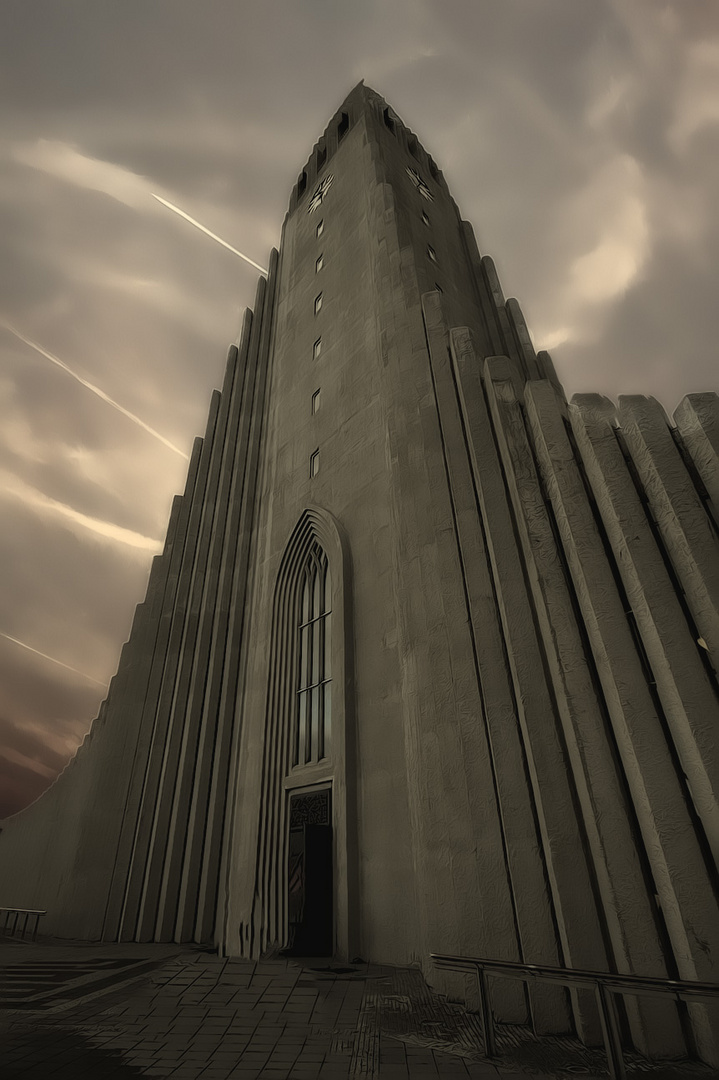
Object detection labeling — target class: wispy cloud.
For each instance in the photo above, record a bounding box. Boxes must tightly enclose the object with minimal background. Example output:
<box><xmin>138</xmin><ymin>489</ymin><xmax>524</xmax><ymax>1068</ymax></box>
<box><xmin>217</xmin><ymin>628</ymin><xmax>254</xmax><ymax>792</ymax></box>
<box><xmin>0</xmin><ymin>632</ymin><xmax>107</xmax><ymax>689</ymax></box>
<box><xmin>151</xmin><ymin>194</ymin><xmax>268</xmax><ymax>273</ymax></box>
<box><xmin>11</xmin><ymin>139</ymin><xmax>152</xmax><ymax>209</ymax></box>
<box><xmin>0</xmin><ymin>469</ymin><xmax>162</xmax><ymax>552</ymax></box>
<box><xmin>0</xmin><ymin>323</ymin><xmax>189</xmax><ymax>459</ymax></box>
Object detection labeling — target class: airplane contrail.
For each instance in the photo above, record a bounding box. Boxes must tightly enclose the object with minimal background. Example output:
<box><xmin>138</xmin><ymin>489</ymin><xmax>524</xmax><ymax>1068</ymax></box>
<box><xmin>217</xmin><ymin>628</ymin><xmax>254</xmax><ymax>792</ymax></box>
<box><xmin>0</xmin><ymin>322</ymin><xmax>189</xmax><ymax>460</ymax></box>
<box><xmin>151</xmin><ymin>194</ymin><xmax>268</xmax><ymax>275</ymax></box>
<box><xmin>0</xmin><ymin>632</ymin><xmax>108</xmax><ymax>688</ymax></box>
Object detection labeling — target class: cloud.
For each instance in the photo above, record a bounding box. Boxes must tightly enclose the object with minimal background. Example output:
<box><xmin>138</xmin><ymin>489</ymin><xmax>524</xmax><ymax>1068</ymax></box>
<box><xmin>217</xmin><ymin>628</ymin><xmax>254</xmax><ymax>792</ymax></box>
<box><xmin>569</xmin><ymin>183</ymin><xmax>648</xmax><ymax>304</ymax></box>
<box><xmin>11</xmin><ymin>138</ymin><xmax>154</xmax><ymax>210</ymax></box>
<box><xmin>669</xmin><ymin>39</ymin><xmax>719</xmax><ymax>151</ymax></box>
<box><xmin>0</xmin><ymin>470</ymin><xmax>162</xmax><ymax>553</ymax></box>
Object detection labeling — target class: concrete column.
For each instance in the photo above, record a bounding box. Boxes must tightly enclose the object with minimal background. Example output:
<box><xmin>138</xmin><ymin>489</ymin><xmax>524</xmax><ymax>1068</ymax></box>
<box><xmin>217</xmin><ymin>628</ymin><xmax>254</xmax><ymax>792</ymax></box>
<box><xmin>480</xmin><ymin>255</ymin><xmax>523</xmax><ymax>370</ymax></box>
<box><xmin>526</xmin><ymin>381</ymin><xmax>719</xmax><ymax>1065</ymax></box>
<box><xmin>119</xmin><ymin>393</ymin><xmax>221</xmax><ymax>941</ymax></box>
<box><xmin>197</xmin><ymin>255</ymin><xmax>279</xmax><ymax>945</ymax></box>
<box><xmin>536</xmin><ymin>349</ymin><xmax>565</xmax><ymax>397</ymax></box>
<box><xmin>571</xmin><ymin>395</ymin><xmax>719</xmax><ymax>873</ymax></box>
<box><xmin>170</xmin><ymin>318</ymin><xmax>251</xmax><ymax>942</ymax></box>
<box><xmin>505</xmin><ymin>298</ymin><xmax>541</xmax><ymax>380</ymax></box>
<box><xmin>459</xmin><ymin>221</ymin><xmax>505</xmax><ymax>357</ymax></box>
<box><xmin>673</xmin><ymin>394</ymin><xmax>719</xmax><ymax>531</ymax></box>
<box><xmin>138</xmin><ymin>337</ymin><xmax>245</xmax><ymax>941</ymax></box>
<box><xmin>423</xmin><ymin>298</ymin><xmax>575</xmax><ymax>1035</ymax></box>
<box><xmin>618</xmin><ymin>396</ymin><xmax>719</xmax><ymax>675</ymax></box>
<box><xmin>106</xmin><ymin>446</ymin><xmax>202</xmax><ymax>940</ymax></box>
<box><xmin>151</xmin><ymin>341</ymin><xmax>244</xmax><ymax>941</ymax></box>
<box><xmin>482</xmin><ymin>361</ymin><xmax>684</xmax><ymax>1056</ymax></box>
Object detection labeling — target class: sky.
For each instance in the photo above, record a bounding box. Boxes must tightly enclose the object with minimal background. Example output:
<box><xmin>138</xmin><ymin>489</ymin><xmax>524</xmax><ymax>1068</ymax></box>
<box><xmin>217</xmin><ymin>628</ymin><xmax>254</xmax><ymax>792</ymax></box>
<box><xmin>1</xmin><ymin>0</ymin><xmax>718</xmax><ymax>818</ymax></box>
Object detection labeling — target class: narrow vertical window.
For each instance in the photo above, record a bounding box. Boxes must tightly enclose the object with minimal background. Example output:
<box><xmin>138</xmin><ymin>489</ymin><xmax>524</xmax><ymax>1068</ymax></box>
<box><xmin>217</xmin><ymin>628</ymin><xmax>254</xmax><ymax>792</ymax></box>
<box><xmin>337</xmin><ymin>112</ymin><xmax>349</xmax><ymax>141</ymax></box>
<box><xmin>295</xmin><ymin>544</ymin><xmax>331</xmax><ymax>766</ymax></box>
<box><xmin>310</xmin><ymin>449</ymin><xmax>320</xmax><ymax>477</ymax></box>
<box><xmin>316</xmin><ymin>253</ymin><xmax>324</xmax><ymax>273</ymax></box>
<box><xmin>314</xmin><ymin>293</ymin><xmax>323</xmax><ymax>315</ymax></box>
<box><xmin>317</xmin><ymin>145</ymin><xmax>327</xmax><ymax>171</ymax></box>
<box><xmin>297</xmin><ymin>171</ymin><xmax>307</xmax><ymax>198</ymax></box>
<box><xmin>408</xmin><ymin>136</ymin><xmax>419</xmax><ymax>158</ymax></box>
<box><xmin>313</xmin><ymin>337</ymin><xmax>322</xmax><ymax>360</ymax></box>
<box><xmin>312</xmin><ymin>389</ymin><xmax>321</xmax><ymax>414</ymax></box>
<box><xmin>316</xmin><ymin>219</ymin><xmax>324</xmax><ymax>238</ymax></box>
<box><xmin>383</xmin><ymin>107</ymin><xmax>395</xmax><ymax>134</ymax></box>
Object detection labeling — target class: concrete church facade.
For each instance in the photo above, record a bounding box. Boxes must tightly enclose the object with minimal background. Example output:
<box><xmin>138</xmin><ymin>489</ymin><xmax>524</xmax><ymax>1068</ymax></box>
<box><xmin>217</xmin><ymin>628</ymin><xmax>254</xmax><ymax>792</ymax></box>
<box><xmin>2</xmin><ymin>83</ymin><xmax>719</xmax><ymax>1063</ymax></box>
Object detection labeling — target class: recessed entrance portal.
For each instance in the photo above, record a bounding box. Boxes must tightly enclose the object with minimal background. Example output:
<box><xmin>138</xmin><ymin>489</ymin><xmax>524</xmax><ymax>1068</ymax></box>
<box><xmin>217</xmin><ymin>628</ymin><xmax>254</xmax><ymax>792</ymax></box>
<box><xmin>286</xmin><ymin>787</ymin><xmax>333</xmax><ymax>956</ymax></box>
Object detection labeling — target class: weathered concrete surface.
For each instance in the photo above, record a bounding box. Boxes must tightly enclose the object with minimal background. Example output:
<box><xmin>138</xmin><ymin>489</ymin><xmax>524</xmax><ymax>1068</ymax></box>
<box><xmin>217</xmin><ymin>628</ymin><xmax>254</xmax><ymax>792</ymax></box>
<box><xmin>526</xmin><ymin>381</ymin><xmax>719</xmax><ymax>1065</ymax></box>
<box><xmin>618</xmin><ymin>395</ymin><xmax>719</xmax><ymax>674</ymax></box>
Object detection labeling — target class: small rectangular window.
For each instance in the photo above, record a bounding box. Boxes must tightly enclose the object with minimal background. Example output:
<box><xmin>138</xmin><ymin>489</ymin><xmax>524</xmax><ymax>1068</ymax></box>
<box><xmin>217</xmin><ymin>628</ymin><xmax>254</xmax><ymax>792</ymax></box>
<box><xmin>383</xmin><ymin>107</ymin><xmax>395</xmax><ymax>134</ymax></box>
<box><xmin>312</xmin><ymin>389</ymin><xmax>321</xmax><ymax>414</ymax></box>
<box><xmin>427</xmin><ymin>245</ymin><xmax>437</xmax><ymax>263</ymax></box>
<box><xmin>310</xmin><ymin>449</ymin><xmax>320</xmax><ymax>477</ymax></box>
<box><xmin>422</xmin><ymin>212</ymin><xmax>430</xmax><ymax>227</ymax></box>
<box><xmin>408</xmin><ymin>136</ymin><xmax>418</xmax><ymax>158</ymax></box>
<box><xmin>316</xmin><ymin>253</ymin><xmax>324</xmax><ymax>273</ymax></box>
<box><xmin>317</xmin><ymin>145</ymin><xmax>327</xmax><ymax>171</ymax></box>
<box><xmin>297</xmin><ymin>171</ymin><xmax>307</xmax><ymax>198</ymax></box>
<box><xmin>313</xmin><ymin>337</ymin><xmax>322</xmax><ymax>359</ymax></box>
<box><xmin>337</xmin><ymin>112</ymin><xmax>349</xmax><ymax>141</ymax></box>
<box><xmin>314</xmin><ymin>292</ymin><xmax>323</xmax><ymax>315</ymax></box>
<box><xmin>316</xmin><ymin>219</ymin><xmax>324</xmax><ymax>238</ymax></box>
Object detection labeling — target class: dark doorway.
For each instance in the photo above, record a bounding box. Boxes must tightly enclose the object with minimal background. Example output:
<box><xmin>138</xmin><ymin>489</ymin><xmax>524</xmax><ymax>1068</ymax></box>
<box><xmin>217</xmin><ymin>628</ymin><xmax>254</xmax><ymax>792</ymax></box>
<box><xmin>286</xmin><ymin>788</ymin><xmax>333</xmax><ymax>956</ymax></box>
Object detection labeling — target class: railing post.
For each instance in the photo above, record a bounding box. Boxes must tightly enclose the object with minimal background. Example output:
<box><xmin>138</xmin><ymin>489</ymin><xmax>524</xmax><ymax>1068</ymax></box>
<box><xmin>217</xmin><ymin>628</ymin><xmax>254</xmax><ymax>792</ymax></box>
<box><xmin>595</xmin><ymin>980</ymin><xmax>626</xmax><ymax>1080</ymax></box>
<box><xmin>476</xmin><ymin>964</ymin><xmax>497</xmax><ymax>1058</ymax></box>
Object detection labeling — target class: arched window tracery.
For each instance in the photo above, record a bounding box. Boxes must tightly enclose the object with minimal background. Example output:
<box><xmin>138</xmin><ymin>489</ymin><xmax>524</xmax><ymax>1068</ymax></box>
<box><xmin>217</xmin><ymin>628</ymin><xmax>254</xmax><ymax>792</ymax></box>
<box><xmin>294</xmin><ymin>542</ymin><xmax>331</xmax><ymax>766</ymax></box>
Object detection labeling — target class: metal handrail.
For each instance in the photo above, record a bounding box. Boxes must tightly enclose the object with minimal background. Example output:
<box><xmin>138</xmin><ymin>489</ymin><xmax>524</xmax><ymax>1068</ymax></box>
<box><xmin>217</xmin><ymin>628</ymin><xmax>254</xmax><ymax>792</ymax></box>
<box><xmin>0</xmin><ymin>907</ymin><xmax>46</xmax><ymax>941</ymax></box>
<box><xmin>431</xmin><ymin>952</ymin><xmax>719</xmax><ymax>1080</ymax></box>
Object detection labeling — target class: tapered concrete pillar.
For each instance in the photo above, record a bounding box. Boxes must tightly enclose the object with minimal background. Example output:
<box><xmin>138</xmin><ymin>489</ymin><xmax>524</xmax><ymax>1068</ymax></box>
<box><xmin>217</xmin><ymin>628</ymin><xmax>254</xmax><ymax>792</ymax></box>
<box><xmin>119</xmin><ymin>391</ymin><xmax>222</xmax><ymax>942</ymax></box>
<box><xmin>105</xmin><ymin>445</ymin><xmax>203</xmax><ymax>940</ymax></box>
<box><xmin>459</xmin><ymin>221</ymin><xmax>505</xmax><ymax>356</ymax></box>
<box><xmin>526</xmin><ymin>381</ymin><xmax>719</xmax><ymax>1065</ymax></box>
<box><xmin>441</xmin><ymin>324</ymin><xmax>609</xmax><ymax>1040</ymax></box>
<box><xmin>480</xmin><ymin>356</ymin><xmax>684</xmax><ymax>1056</ymax></box>
<box><xmin>674</xmin><ymin>393</ymin><xmax>719</xmax><ymax>531</ymax></box>
<box><xmin>422</xmin><ymin>299</ymin><xmax>577</xmax><ymax>1034</ymax></box>
<box><xmin>506</xmin><ymin>298</ymin><xmax>541</xmax><ymax>380</ymax></box>
<box><xmin>618</xmin><ymin>396</ymin><xmax>719</xmax><ymax>675</ymax></box>
<box><xmin>571</xmin><ymin>395</ymin><xmax>719</xmax><ymax>873</ymax></box>
<box><xmin>481</xmin><ymin>255</ymin><xmax>524</xmax><ymax>370</ymax></box>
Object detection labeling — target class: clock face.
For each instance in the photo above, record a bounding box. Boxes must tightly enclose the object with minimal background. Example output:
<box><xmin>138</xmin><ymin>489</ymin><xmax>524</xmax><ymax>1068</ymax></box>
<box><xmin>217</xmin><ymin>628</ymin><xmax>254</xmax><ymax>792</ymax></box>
<box><xmin>308</xmin><ymin>173</ymin><xmax>334</xmax><ymax>213</ymax></box>
<box><xmin>406</xmin><ymin>166</ymin><xmax>434</xmax><ymax>201</ymax></box>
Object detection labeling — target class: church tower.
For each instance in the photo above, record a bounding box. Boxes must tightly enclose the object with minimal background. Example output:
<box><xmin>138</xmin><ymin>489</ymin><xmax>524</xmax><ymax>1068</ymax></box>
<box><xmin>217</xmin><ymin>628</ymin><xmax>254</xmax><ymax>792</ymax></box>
<box><xmin>2</xmin><ymin>82</ymin><xmax>719</xmax><ymax>1065</ymax></box>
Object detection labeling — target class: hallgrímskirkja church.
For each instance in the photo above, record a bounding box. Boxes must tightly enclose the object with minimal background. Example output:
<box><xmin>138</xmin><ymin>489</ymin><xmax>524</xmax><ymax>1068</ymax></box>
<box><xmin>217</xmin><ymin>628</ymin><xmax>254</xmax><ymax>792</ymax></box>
<box><xmin>2</xmin><ymin>83</ymin><xmax>719</xmax><ymax>1064</ymax></box>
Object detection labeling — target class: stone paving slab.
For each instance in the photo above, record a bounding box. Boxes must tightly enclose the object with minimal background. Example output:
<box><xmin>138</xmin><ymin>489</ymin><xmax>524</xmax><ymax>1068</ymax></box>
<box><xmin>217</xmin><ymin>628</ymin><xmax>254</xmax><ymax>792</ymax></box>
<box><xmin>0</xmin><ymin>940</ymin><xmax>714</xmax><ymax>1079</ymax></box>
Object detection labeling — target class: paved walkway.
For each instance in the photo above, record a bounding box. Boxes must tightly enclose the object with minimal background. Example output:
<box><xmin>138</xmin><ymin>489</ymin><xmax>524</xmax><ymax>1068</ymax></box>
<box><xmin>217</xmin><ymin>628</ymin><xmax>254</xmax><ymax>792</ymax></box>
<box><xmin>0</xmin><ymin>939</ymin><xmax>712</xmax><ymax>1079</ymax></box>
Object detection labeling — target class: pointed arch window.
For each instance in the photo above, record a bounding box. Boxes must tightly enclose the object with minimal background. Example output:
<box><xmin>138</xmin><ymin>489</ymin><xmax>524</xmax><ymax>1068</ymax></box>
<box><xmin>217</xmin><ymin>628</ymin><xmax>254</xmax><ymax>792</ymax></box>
<box><xmin>294</xmin><ymin>543</ymin><xmax>331</xmax><ymax>766</ymax></box>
